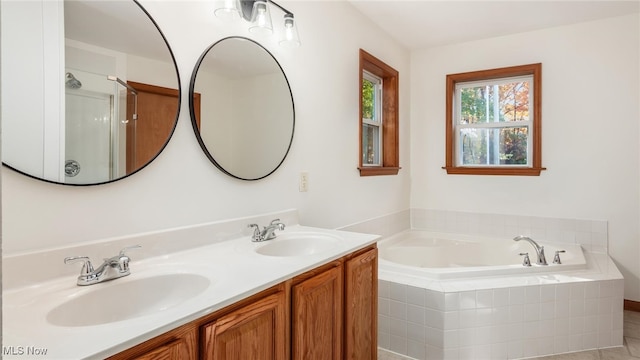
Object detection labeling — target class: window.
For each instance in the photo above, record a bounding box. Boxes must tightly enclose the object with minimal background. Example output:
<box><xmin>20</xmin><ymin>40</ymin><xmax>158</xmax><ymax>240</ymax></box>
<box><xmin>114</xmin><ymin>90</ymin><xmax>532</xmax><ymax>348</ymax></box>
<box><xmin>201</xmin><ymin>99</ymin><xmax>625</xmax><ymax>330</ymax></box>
<box><xmin>362</xmin><ymin>71</ymin><xmax>382</xmax><ymax>166</ymax></box>
<box><xmin>444</xmin><ymin>63</ymin><xmax>544</xmax><ymax>176</ymax></box>
<box><xmin>359</xmin><ymin>49</ymin><xmax>400</xmax><ymax>176</ymax></box>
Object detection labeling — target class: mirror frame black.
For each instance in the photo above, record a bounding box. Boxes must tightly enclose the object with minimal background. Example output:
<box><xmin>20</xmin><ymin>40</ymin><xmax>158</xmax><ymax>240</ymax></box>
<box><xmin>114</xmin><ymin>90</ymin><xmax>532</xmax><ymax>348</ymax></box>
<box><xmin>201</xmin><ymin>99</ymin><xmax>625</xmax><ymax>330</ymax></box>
<box><xmin>1</xmin><ymin>0</ymin><xmax>181</xmax><ymax>186</ymax></box>
<box><xmin>189</xmin><ymin>36</ymin><xmax>295</xmax><ymax>181</ymax></box>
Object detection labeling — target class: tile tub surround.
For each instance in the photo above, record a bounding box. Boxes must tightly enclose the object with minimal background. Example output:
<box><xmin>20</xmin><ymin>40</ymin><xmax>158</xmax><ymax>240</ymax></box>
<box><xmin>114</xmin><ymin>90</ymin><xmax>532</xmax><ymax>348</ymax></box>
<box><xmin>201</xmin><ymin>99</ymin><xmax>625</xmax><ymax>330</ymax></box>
<box><xmin>411</xmin><ymin>209</ymin><xmax>609</xmax><ymax>254</ymax></box>
<box><xmin>334</xmin><ymin>209</ymin><xmax>624</xmax><ymax>358</ymax></box>
<box><xmin>379</xmin><ymin>310</ymin><xmax>640</xmax><ymax>360</ymax></box>
<box><xmin>377</xmin><ymin>250</ymin><xmax>625</xmax><ymax>360</ymax></box>
<box><xmin>340</xmin><ymin>209</ymin><xmax>411</xmax><ymax>239</ymax></box>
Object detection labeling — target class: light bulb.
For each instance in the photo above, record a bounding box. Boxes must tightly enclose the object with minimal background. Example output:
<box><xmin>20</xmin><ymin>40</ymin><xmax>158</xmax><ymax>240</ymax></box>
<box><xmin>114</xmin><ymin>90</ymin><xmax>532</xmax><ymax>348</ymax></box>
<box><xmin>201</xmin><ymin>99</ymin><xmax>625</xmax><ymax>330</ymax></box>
<box><xmin>279</xmin><ymin>14</ymin><xmax>300</xmax><ymax>47</ymax></box>
<box><xmin>214</xmin><ymin>0</ymin><xmax>240</xmax><ymax>20</ymax></box>
<box><xmin>249</xmin><ymin>1</ymin><xmax>273</xmax><ymax>34</ymax></box>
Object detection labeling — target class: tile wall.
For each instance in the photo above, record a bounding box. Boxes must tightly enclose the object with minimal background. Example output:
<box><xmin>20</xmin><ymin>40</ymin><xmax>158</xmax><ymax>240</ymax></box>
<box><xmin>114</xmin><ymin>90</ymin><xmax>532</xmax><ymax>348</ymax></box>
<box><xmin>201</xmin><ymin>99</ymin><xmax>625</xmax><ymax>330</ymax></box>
<box><xmin>411</xmin><ymin>209</ymin><xmax>609</xmax><ymax>253</ymax></box>
<box><xmin>340</xmin><ymin>209</ymin><xmax>412</xmax><ymax>239</ymax></box>
<box><xmin>378</xmin><ymin>279</ymin><xmax>625</xmax><ymax>360</ymax></box>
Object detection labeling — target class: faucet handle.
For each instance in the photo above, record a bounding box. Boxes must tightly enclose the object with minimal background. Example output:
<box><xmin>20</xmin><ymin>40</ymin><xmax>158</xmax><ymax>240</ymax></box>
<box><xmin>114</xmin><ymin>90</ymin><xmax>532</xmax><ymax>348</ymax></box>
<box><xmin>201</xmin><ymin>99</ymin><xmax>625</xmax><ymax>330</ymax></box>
<box><xmin>270</xmin><ymin>218</ymin><xmax>285</xmax><ymax>230</ymax></box>
<box><xmin>119</xmin><ymin>245</ymin><xmax>142</xmax><ymax>257</ymax></box>
<box><xmin>248</xmin><ymin>223</ymin><xmax>261</xmax><ymax>234</ymax></box>
<box><xmin>553</xmin><ymin>250</ymin><xmax>566</xmax><ymax>264</ymax></box>
<box><xmin>248</xmin><ymin>224</ymin><xmax>263</xmax><ymax>242</ymax></box>
<box><xmin>113</xmin><ymin>245</ymin><xmax>141</xmax><ymax>272</ymax></box>
<box><xmin>64</xmin><ymin>256</ymin><xmax>95</xmax><ymax>275</ymax></box>
<box><xmin>519</xmin><ymin>253</ymin><xmax>532</xmax><ymax>267</ymax></box>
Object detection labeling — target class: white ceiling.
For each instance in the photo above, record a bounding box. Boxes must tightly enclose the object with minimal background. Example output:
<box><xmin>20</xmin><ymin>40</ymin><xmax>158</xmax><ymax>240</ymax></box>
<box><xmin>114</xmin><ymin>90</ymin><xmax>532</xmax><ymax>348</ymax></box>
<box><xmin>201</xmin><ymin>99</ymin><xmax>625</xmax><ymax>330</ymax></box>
<box><xmin>64</xmin><ymin>1</ymin><xmax>640</xmax><ymax>59</ymax></box>
<box><xmin>347</xmin><ymin>0</ymin><xmax>640</xmax><ymax>50</ymax></box>
<box><xmin>64</xmin><ymin>0</ymin><xmax>172</xmax><ymax>62</ymax></box>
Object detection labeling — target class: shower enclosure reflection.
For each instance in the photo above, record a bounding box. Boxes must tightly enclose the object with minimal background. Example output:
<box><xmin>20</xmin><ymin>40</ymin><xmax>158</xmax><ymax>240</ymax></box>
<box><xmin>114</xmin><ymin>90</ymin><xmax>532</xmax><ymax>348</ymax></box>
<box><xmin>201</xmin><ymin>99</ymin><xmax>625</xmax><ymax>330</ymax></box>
<box><xmin>64</xmin><ymin>71</ymin><xmax>137</xmax><ymax>184</ymax></box>
<box><xmin>0</xmin><ymin>0</ymin><xmax>180</xmax><ymax>185</ymax></box>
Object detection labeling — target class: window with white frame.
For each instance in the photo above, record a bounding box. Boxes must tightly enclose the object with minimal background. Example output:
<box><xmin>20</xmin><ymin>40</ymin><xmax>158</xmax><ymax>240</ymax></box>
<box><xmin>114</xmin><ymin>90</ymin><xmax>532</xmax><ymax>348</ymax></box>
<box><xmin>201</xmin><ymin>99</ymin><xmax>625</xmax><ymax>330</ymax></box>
<box><xmin>456</xmin><ymin>75</ymin><xmax>532</xmax><ymax>166</ymax></box>
<box><xmin>362</xmin><ymin>70</ymin><xmax>383</xmax><ymax>166</ymax></box>
<box><xmin>444</xmin><ymin>63</ymin><xmax>544</xmax><ymax>176</ymax></box>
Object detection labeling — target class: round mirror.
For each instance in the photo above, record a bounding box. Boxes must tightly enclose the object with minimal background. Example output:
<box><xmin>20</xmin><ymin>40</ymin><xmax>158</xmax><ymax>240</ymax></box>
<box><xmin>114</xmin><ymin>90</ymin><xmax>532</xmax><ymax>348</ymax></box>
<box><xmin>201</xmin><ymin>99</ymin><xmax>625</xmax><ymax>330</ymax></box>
<box><xmin>189</xmin><ymin>37</ymin><xmax>294</xmax><ymax>181</ymax></box>
<box><xmin>1</xmin><ymin>0</ymin><xmax>180</xmax><ymax>185</ymax></box>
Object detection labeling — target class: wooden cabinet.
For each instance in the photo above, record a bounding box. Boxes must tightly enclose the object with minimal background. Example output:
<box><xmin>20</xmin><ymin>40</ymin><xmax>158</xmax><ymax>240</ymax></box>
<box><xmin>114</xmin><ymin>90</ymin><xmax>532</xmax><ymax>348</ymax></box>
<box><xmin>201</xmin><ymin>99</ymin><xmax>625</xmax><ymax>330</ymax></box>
<box><xmin>202</xmin><ymin>291</ymin><xmax>286</xmax><ymax>360</ymax></box>
<box><xmin>344</xmin><ymin>247</ymin><xmax>378</xmax><ymax>360</ymax></box>
<box><xmin>290</xmin><ymin>246</ymin><xmax>378</xmax><ymax>360</ymax></box>
<box><xmin>291</xmin><ymin>262</ymin><xmax>343</xmax><ymax>360</ymax></box>
<box><xmin>111</xmin><ymin>245</ymin><xmax>377</xmax><ymax>360</ymax></box>
<box><xmin>133</xmin><ymin>338</ymin><xmax>192</xmax><ymax>360</ymax></box>
<box><xmin>107</xmin><ymin>322</ymin><xmax>198</xmax><ymax>360</ymax></box>
<box><xmin>107</xmin><ymin>286</ymin><xmax>284</xmax><ymax>360</ymax></box>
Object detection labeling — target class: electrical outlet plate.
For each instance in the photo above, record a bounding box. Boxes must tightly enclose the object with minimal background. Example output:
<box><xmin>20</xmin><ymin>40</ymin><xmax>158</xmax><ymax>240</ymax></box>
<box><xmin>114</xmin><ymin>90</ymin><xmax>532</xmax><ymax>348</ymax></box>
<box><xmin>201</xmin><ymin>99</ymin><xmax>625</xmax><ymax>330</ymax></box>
<box><xmin>299</xmin><ymin>172</ymin><xmax>309</xmax><ymax>192</ymax></box>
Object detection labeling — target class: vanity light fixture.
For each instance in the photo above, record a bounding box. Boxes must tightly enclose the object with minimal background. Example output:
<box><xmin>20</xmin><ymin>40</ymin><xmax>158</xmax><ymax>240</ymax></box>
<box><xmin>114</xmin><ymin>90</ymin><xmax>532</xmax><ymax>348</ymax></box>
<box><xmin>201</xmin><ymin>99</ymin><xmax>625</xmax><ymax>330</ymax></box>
<box><xmin>214</xmin><ymin>0</ymin><xmax>301</xmax><ymax>47</ymax></box>
<box><xmin>249</xmin><ymin>0</ymin><xmax>273</xmax><ymax>34</ymax></box>
<box><xmin>280</xmin><ymin>13</ymin><xmax>300</xmax><ymax>47</ymax></box>
<box><xmin>214</xmin><ymin>0</ymin><xmax>242</xmax><ymax>20</ymax></box>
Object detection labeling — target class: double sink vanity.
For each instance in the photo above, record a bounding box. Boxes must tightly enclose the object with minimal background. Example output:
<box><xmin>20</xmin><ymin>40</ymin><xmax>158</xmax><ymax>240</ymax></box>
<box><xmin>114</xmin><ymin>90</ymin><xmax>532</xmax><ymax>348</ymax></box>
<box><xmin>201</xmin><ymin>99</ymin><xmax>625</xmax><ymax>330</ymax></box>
<box><xmin>1</xmin><ymin>0</ymin><xmax>378</xmax><ymax>358</ymax></box>
<box><xmin>3</xmin><ymin>219</ymin><xmax>379</xmax><ymax>359</ymax></box>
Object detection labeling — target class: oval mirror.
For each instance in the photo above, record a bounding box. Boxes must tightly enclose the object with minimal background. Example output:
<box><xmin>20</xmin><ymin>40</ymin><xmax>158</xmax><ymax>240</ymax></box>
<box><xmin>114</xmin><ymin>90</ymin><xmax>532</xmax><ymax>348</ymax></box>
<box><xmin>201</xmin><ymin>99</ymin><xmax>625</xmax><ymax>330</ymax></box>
<box><xmin>189</xmin><ymin>37</ymin><xmax>294</xmax><ymax>181</ymax></box>
<box><xmin>1</xmin><ymin>0</ymin><xmax>180</xmax><ymax>185</ymax></box>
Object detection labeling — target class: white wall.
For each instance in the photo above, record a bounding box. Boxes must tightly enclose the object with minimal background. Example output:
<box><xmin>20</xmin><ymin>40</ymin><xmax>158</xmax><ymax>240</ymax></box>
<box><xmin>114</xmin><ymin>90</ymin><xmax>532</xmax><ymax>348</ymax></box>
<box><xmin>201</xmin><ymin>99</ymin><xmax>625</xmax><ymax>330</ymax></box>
<box><xmin>197</xmin><ymin>69</ymin><xmax>293</xmax><ymax>179</ymax></box>
<box><xmin>228</xmin><ymin>73</ymin><xmax>293</xmax><ymax>178</ymax></box>
<box><xmin>197</xmin><ymin>69</ymin><xmax>234</xmax><ymax>171</ymax></box>
<box><xmin>410</xmin><ymin>14</ymin><xmax>640</xmax><ymax>300</ymax></box>
<box><xmin>1</xmin><ymin>1</ymin><xmax>411</xmax><ymax>253</ymax></box>
<box><xmin>1</xmin><ymin>0</ymin><xmax>65</xmax><ymax>182</ymax></box>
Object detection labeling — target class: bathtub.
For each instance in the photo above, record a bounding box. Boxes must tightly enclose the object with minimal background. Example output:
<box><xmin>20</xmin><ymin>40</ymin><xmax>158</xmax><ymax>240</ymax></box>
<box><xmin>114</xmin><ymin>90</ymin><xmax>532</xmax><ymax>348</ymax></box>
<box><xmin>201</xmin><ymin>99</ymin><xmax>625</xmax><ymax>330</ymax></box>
<box><xmin>376</xmin><ymin>230</ymin><xmax>624</xmax><ymax>360</ymax></box>
<box><xmin>378</xmin><ymin>231</ymin><xmax>587</xmax><ymax>280</ymax></box>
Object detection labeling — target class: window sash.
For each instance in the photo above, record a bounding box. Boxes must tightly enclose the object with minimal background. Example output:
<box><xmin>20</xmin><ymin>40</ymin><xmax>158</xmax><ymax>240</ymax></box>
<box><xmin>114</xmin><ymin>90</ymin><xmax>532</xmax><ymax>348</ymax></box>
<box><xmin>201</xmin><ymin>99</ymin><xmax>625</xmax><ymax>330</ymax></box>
<box><xmin>455</xmin><ymin>126</ymin><xmax>533</xmax><ymax>167</ymax></box>
<box><xmin>455</xmin><ymin>76</ymin><xmax>533</xmax><ymax>125</ymax></box>
<box><xmin>453</xmin><ymin>76</ymin><xmax>534</xmax><ymax>167</ymax></box>
<box><xmin>363</xmin><ymin>70</ymin><xmax>382</xmax><ymax>123</ymax></box>
<box><xmin>362</xmin><ymin>123</ymin><xmax>381</xmax><ymax>166</ymax></box>
<box><xmin>362</xmin><ymin>70</ymin><xmax>383</xmax><ymax>166</ymax></box>
<box><xmin>455</xmin><ymin>75</ymin><xmax>533</xmax><ymax>90</ymax></box>
<box><xmin>457</xmin><ymin>121</ymin><xmax>531</xmax><ymax>129</ymax></box>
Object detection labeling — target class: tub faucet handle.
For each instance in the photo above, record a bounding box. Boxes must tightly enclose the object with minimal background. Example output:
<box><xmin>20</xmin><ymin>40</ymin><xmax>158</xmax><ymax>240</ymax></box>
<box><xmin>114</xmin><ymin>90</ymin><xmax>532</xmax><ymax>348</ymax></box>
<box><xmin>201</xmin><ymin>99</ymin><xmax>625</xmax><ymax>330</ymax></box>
<box><xmin>519</xmin><ymin>252</ymin><xmax>531</xmax><ymax>267</ymax></box>
<box><xmin>553</xmin><ymin>250</ymin><xmax>566</xmax><ymax>264</ymax></box>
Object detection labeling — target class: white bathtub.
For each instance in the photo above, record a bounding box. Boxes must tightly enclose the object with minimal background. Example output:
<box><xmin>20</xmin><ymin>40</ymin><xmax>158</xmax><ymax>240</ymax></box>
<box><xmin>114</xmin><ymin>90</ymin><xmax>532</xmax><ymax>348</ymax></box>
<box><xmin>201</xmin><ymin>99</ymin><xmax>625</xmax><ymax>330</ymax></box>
<box><xmin>378</xmin><ymin>230</ymin><xmax>587</xmax><ymax>280</ymax></box>
<box><xmin>376</xmin><ymin>230</ymin><xmax>624</xmax><ymax>359</ymax></box>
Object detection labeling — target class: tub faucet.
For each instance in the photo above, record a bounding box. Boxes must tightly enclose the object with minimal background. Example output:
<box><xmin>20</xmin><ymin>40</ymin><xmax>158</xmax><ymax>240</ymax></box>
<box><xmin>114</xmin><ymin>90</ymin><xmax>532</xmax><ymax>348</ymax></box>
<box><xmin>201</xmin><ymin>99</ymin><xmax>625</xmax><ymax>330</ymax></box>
<box><xmin>513</xmin><ymin>236</ymin><xmax>547</xmax><ymax>265</ymax></box>
<box><xmin>64</xmin><ymin>245</ymin><xmax>141</xmax><ymax>286</ymax></box>
<box><xmin>248</xmin><ymin>219</ymin><xmax>286</xmax><ymax>242</ymax></box>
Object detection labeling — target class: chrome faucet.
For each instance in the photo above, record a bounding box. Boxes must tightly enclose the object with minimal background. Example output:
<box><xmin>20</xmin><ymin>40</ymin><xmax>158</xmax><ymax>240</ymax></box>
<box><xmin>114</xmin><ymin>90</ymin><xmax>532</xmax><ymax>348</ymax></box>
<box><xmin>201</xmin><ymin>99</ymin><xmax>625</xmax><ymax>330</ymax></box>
<box><xmin>248</xmin><ymin>219</ymin><xmax>286</xmax><ymax>242</ymax></box>
<box><xmin>513</xmin><ymin>236</ymin><xmax>547</xmax><ymax>265</ymax></box>
<box><xmin>65</xmin><ymin>245</ymin><xmax>141</xmax><ymax>286</ymax></box>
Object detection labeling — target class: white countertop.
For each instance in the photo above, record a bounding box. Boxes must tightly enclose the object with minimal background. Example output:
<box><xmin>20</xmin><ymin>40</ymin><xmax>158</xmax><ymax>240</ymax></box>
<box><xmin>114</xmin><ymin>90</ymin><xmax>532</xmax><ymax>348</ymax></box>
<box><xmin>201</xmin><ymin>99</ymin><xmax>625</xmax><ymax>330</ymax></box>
<box><xmin>2</xmin><ymin>225</ymin><xmax>379</xmax><ymax>359</ymax></box>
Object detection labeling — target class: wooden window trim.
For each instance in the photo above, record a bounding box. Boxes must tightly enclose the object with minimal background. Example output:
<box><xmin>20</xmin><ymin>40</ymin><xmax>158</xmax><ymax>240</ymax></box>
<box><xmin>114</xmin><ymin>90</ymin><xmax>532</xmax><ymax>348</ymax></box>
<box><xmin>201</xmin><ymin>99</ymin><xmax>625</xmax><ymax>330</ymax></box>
<box><xmin>443</xmin><ymin>63</ymin><xmax>545</xmax><ymax>176</ymax></box>
<box><xmin>359</xmin><ymin>49</ymin><xmax>400</xmax><ymax>176</ymax></box>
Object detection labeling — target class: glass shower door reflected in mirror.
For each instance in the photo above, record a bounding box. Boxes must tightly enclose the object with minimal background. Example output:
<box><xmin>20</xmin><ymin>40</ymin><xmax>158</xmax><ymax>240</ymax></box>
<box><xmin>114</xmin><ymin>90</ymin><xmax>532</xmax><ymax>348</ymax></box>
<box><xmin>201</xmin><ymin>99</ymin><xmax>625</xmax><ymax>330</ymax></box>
<box><xmin>64</xmin><ymin>69</ymin><xmax>132</xmax><ymax>184</ymax></box>
<box><xmin>0</xmin><ymin>0</ymin><xmax>180</xmax><ymax>185</ymax></box>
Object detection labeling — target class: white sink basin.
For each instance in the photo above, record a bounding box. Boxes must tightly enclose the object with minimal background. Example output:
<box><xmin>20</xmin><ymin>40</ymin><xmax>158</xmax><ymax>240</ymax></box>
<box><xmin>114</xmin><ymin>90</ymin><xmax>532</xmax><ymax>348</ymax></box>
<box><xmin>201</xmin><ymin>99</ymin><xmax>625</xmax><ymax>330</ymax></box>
<box><xmin>47</xmin><ymin>273</ymin><xmax>210</xmax><ymax>327</ymax></box>
<box><xmin>255</xmin><ymin>232</ymin><xmax>341</xmax><ymax>257</ymax></box>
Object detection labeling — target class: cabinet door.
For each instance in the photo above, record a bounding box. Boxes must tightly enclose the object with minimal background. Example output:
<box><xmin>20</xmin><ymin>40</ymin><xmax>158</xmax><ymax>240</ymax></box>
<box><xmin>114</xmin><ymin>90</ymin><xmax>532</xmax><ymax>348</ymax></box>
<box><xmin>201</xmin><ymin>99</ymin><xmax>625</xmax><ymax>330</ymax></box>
<box><xmin>292</xmin><ymin>265</ymin><xmax>343</xmax><ymax>360</ymax></box>
<box><xmin>344</xmin><ymin>247</ymin><xmax>378</xmax><ymax>360</ymax></box>
<box><xmin>108</xmin><ymin>323</ymin><xmax>197</xmax><ymax>360</ymax></box>
<box><xmin>202</xmin><ymin>292</ymin><xmax>286</xmax><ymax>360</ymax></box>
<box><xmin>133</xmin><ymin>338</ymin><xmax>191</xmax><ymax>360</ymax></box>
